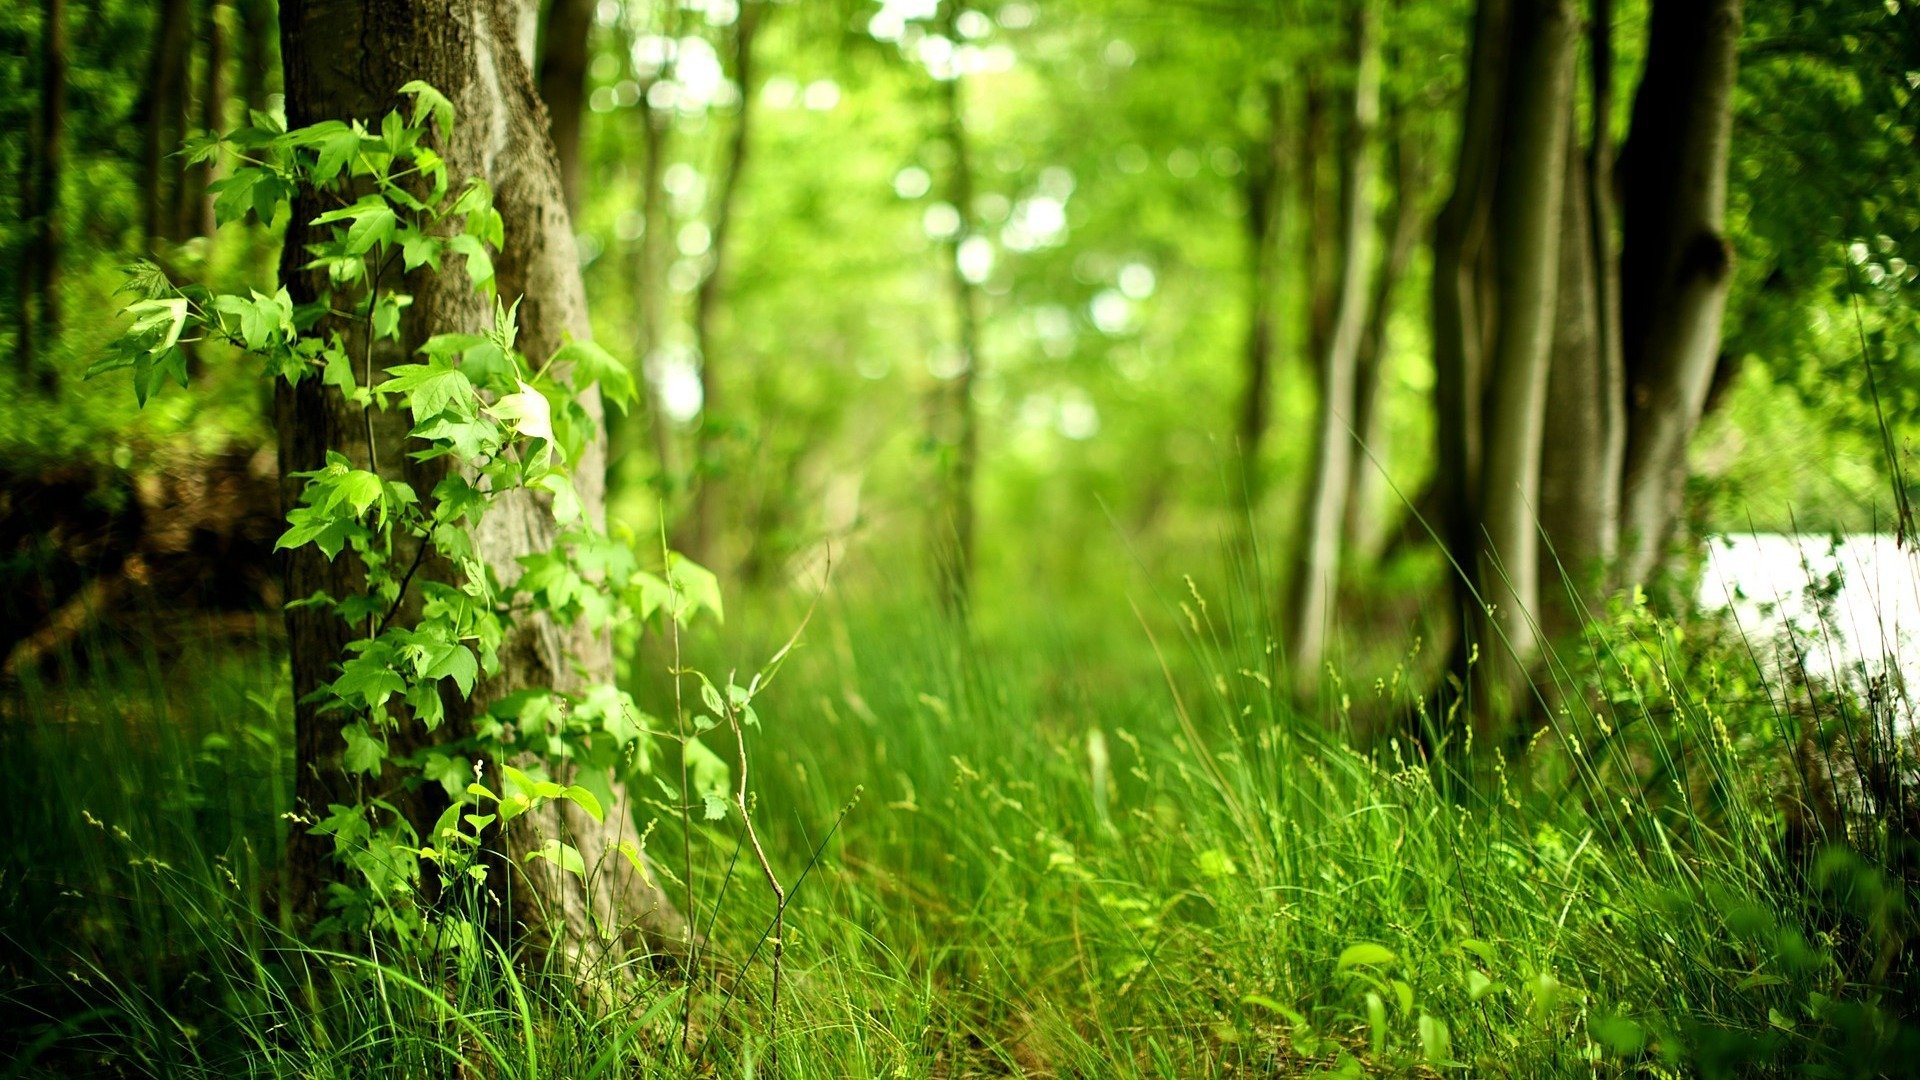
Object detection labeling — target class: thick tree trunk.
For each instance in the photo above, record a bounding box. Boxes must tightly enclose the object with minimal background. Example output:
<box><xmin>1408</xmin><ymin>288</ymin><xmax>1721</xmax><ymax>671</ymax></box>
<box><xmin>1616</xmin><ymin>0</ymin><xmax>1742</xmax><ymax>588</ymax></box>
<box><xmin>141</xmin><ymin>0</ymin><xmax>193</xmax><ymax>245</ymax></box>
<box><xmin>238</xmin><ymin>0</ymin><xmax>276</xmax><ymax>113</ymax></box>
<box><xmin>1236</xmin><ymin>80</ymin><xmax>1285</xmax><ymax>520</ymax></box>
<box><xmin>535</xmin><ymin>0</ymin><xmax>592</xmax><ymax>215</ymax></box>
<box><xmin>1472</xmin><ymin>0</ymin><xmax>1577</xmax><ymax>711</ymax></box>
<box><xmin>21</xmin><ymin>0</ymin><xmax>66</xmax><ymax>393</ymax></box>
<box><xmin>932</xmin><ymin>2</ymin><xmax>983</xmax><ymax>616</ymax></box>
<box><xmin>277</xmin><ymin>0</ymin><xmax>690</xmax><ymax>969</ymax></box>
<box><xmin>1287</xmin><ymin>0</ymin><xmax>1381</xmax><ymax>680</ymax></box>
<box><xmin>683</xmin><ymin>0</ymin><xmax>766</xmax><ymax>567</ymax></box>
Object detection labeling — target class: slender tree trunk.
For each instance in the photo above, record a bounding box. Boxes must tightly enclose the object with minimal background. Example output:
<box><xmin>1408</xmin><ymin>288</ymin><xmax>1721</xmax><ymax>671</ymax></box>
<box><xmin>1537</xmin><ymin>112</ymin><xmax>1621</xmax><ymax>642</ymax></box>
<box><xmin>1343</xmin><ymin>95</ymin><xmax>1424</xmax><ymax>556</ymax></box>
<box><xmin>1472</xmin><ymin>0</ymin><xmax>1578</xmax><ymax>715</ymax></box>
<box><xmin>1236</xmin><ymin>80</ymin><xmax>1285</xmax><ymax>520</ymax></box>
<box><xmin>277</xmin><ymin>0</ymin><xmax>690</xmax><ymax>969</ymax></box>
<box><xmin>1616</xmin><ymin>0</ymin><xmax>1742</xmax><ymax>588</ymax></box>
<box><xmin>1430</xmin><ymin>0</ymin><xmax>1508</xmax><ymax>659</ymax></box>
<box><xmin>1300</xmin><ymin>76</ymin><xmax>1339</xmax><ymax>373</ymax></box>
<box><xmin>932</xmin><ymin>1</ymin><xmax>983</xmax><ymax>616</ymax></box>
<box><xmin>238</xmin><ymin>0</ymin><xmax>276</xmax><ymax>114</ymax></box>
<box><xmin>536</xmin><ymin>0</ymin><xmax>593</xmax><ymax>215</ymax></box>
<box><xmin>141</xmin><ymin>0</ymin><xmax>193</xmax><ymax>245</ymax></box>
<box><xmin>683</xmin><ymin>0</ymin><xmax>765</xmax><ymax>566</ymax></box>
<box><xmin>21</xmin><ymin>0</ymin><xmax>66</xmax><ymax>392</ymax></box>
<box><xmin>1287</xmin><ymin>0</ymin><xmax>1381</xmax><ymax>680</ymax></box>
<box><xmin>185</xmin><ymin>0</ymin><xmax>228</xmax><ymax>240</ymax></box>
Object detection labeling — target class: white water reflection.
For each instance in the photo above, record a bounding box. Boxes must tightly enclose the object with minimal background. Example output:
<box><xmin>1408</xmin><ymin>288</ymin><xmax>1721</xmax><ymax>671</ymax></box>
<box><xmin>1699</xmin><ymin>533</ymin><xmax>1920</xmax><ymax>689</ymax></box>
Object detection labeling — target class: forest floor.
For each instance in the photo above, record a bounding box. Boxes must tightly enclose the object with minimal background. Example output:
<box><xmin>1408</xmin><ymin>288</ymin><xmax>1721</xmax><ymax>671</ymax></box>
<box><xmin>1</xmin><ymin>582</ymin><xmax>1916</xmax><ymax>1078</ymax></box>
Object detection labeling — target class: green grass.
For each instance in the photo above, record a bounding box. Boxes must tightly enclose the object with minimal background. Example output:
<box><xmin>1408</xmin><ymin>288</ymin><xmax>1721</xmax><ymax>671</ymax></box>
<box><xmin>1</xmin><ymin>583</ymin><xmax>1915</xmax><ymax>1077</ymax></box>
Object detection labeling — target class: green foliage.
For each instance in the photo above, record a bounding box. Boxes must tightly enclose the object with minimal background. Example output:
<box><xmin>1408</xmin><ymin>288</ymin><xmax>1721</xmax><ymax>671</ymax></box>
<box><xmin>90</xmin><ymin>88</ymin><xmax>721</xmax><ymax>931</ymax></box>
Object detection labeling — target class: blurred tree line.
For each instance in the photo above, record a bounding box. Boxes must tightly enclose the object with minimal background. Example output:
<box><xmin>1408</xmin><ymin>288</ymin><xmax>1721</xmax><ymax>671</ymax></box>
<box><xmin>2</xmin><ymin>0</ymin><xmax>1918</xmax><ymax>732</ymax></box>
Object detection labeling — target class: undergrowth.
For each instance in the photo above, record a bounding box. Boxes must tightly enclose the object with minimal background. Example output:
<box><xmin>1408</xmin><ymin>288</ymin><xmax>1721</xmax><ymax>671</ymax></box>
<box><xmin>1</xmin><ymin>577</ymin><xmax>1917</xmax><ymax>1077</ymax></box>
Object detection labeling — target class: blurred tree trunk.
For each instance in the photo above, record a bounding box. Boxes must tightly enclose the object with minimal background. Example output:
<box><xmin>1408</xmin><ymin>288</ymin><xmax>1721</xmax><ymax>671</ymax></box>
<box><xmin>1471</xmin><ymin>0</ymin><xmax>1577</xmax><ymax>718</ymax></box>
<box><xmin>183</xmin><ymin>0</ymin><xmax>228</xmax><ymax>240</ymax></box>
<box><xmin>20</xmin><ymin>0</ymin><xmax>66</xmax><ymax>393</ymax></box>
<box><xmin>1299</xmin><ymin>75</ymin><xmax>1339</xmax><ymax>373</ymax></box>
<box><xmin>1235</xmin><ymin>80</ymin><xmax>1285</xmax><ymax>522</ymax></box>
<box><xmin>536</xmin><ymin>0</ymin><xmax>592</xmax><ymax>215</ymax></box>
<box><xmin>1343</xmin><ymin>86</ymin><xmax>1425</xmax><ymax>558</ymax></box>
<box><xmin>238</xmin><ymin>0</ymin><xmax>277</xmax><ymax>114</ymax></box>
<box><xmin>1431</xmin><ymin>0</ymin><xmax>1742</xmax><ymax>735</ymax></box>
<box><xmin>932</xmin><ymin>0</ymin><xmax>983</xmax><ymax>617</ymax></box>
<box><xmin>141</xmin><ymin>0</ymin><xmax>193</xmax><ymax>245</ymax></box>
<box><xmin>683</xmin><ymin>0</ymin><xmax>766</xmax><ymax>567</ymax></box>
<box><xmin>1616</xmin><ymin>0</ymin><xmax>1742</xmax><ymax>588</ymax></box>
<box><xmin>1286</xmin><ymin>0</ymin><xmax>1381</xmax><ymax>680</ymax></box>
<box><xmin>277</xmin><ymin>0</ymin><xmax>691</xmax><ymax>969</ymax></box>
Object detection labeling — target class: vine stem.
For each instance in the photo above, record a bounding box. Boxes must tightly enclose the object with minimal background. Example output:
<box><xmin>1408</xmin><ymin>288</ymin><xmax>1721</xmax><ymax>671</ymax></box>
<box><xmin>728</xmin><ymin>687</ymin><xmax>786</xmax><ymax>1072</ymax></box>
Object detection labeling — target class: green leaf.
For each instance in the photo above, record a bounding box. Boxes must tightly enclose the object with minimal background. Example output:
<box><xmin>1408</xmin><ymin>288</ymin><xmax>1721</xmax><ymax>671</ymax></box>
<box><xmin>562</xmin><ymin>785</ymin><xmax>604</xmax><ymax>822</ymax></box>
<box><xmin>447</xmin><ymin>234</ymin><xmax>494</xmax><ymax>296</ymax></box>
<box><xmin>702</xmin><ymin>793</ymin><xmax>730</xmax><ymax>821</ymax></box>
<box><xmin>526</xmin><ymin>839</ymin><xmax>586</xmax><ymax>877</ymax></box>
<box><xmin>342</xmin><ymin>722</ymin><xmax>387</xmax><ymax>776</ymax></box>
<box><xmin>551</xmin><ymin>338</ymin><xmax>637</xmax><ymax>412</ymax></box>
<box><xmin>420</xmin><ymin>641</ymin><xmax>478</xmax><ymax>697</ymax></box>
<box><xmin>398</xmin><ymin>80</ymin><xmax>455</xmax><ymax>140</ymax></box>
<box><xmin>1336</xmin><ymin>943</ymin><xmax>1397</xmax><ymax>972</ymax></box>
<box><xmin>487</xmin><ymin>379</ymin><xmax>555</xmax><ymax>444</ymax></box>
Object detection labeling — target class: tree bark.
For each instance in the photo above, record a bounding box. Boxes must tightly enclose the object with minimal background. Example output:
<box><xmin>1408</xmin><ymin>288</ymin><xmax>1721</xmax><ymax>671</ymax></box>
<box><xmin>1472</xmin><ymin>0</ymin><xmax>1577</xmax><ymax>712</ymax></box>
<box><xmin>1429</xmin><ymin>0</ymin><xmax>1507</xmax><ymax>681</ymax></box>
<box><xmin>1616</xmin><ymin>0</ymin><xmax>1742</xmax><ymax>588</ymax></box>
<box><xmin>1287</xmin><ymin>0</ymin><xmax>1381</xmax><ymax>680</ymax></box>
<box><xmin>21</xmin><ymin>0</ymin><xmax>66</xmax><ymax>393</ymax></box>
<box><xmin>1235</xmin><ymin>80</ymin><xmax>1285</xmax><ymax>521</ymax></box>
<box><xmin>1343</xmin><ymin>91</ymin><xmax>1424</xmax><ymax>557</ymax></box>
<box><xmin>277</xmin><ymin>0</ymin><xmax>691</xmax><ymax>969</ymax></box>
<box><xmin>1536</xmin><ymin>109</ymin><xmax>1622</xmax><ymax>642</ymax></box>
<box><xmin>932</xmin><ymin>1</ymin><xmax>983</xmax><ymax>616</ymax></box>
<box><xmin>683</xmin><ymin>0</ymin><xmax>766</xmax><ymax>567</ymax></box>
<box><xmin>184</xmin><ymin>0</ymin><xmax>229</xmax><ymax>240</ymax></box>
<box><xmin>238</xmin><ymin>0</ymin><xmax>277</xmax><ymax>114</ymax></box>
<box><xmin>535</xmin><ymin>0</ymin><xmax>593</xmax><ymax>215</ymax></box>
<box><xmin>141</xmin><ymin>0</ymin><xmax>193</xmax><ymax>245</ymax></box>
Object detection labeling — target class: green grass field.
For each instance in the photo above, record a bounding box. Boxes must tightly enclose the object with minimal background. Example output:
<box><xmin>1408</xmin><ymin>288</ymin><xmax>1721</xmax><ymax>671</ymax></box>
<box><xmin>3</xmin><ymin>576</ymin><xmax>1915</xmax><ymax>1078</ymax></box>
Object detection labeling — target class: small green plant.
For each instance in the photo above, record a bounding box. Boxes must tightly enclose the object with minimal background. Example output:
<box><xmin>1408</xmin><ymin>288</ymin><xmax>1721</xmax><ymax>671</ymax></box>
<box><xmin>91</xmin><ymin>85</ymin><xmax>721</xmax><ymax>942</ymax></box>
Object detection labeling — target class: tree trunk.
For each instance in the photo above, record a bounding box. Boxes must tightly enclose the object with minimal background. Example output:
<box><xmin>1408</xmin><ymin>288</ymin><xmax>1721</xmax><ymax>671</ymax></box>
<box><xmin>535</xmin><ymin>0</ymin><xmax>592</xmax><ymax>215</ymax></box>
<box><xmin>238</xmin><ymin>0</ymin><xmax>277</xmax><ymax>114</ymax></box>
<box><xmin>21</xmin><ymin>0</ymin><xmax>66</xmax><ymax>393</ymax></box>
<box><xmin>141</xmin><ymin>0</ymin><xmax>193</xmax><ymax>246</ymax></box>
<box><xmin>1343</xmin><ymin>91</ymin><xmax>1424</xmax><ymax>558</ymax></box>
<box><xmin>185</xmin><ymin>0</ymin><xmax>228</xmax><ymax>240</ymax></box>
<box><xmin>1616</xmin><ymin>0</ymin><xmax>1742</xmax><ymax>588</ymax></box>
<box><xmin>277</xmin><ymin>0</ymin><xmax>691</xmax><ymax>969</ymax></box>
<box><xmin>932</xmin><ymin>1</ymin><xmax>983</xmax><ymax>616</ymax></box>
<box><xmin>683</xmin><ymin>0</ymin><xmax>766</xmax><ymax>567</ymax></box>
<box><xmin>1286</xmin><ymin>0</ymin><xmax>1381</xmax><ymax>681</ymax></box>
<box><xmin>1535</xmin><ymin>2</ymin><xmax>1627</xmax><ymax>643</ymax></box>
<box><xmin>1472</xmin><ymin>0</ymin><xmax>1577</xmax><ymax>713</ymax></box>
<box><xmin>1235</xmin><ymin>80</ymin><xmax>1285</xmax><ymax>522</ymax></box>
<box><xmin>1429</xmin><ymin>0</ymin><xmax>1507</xmax><ymax>673</ymax></box>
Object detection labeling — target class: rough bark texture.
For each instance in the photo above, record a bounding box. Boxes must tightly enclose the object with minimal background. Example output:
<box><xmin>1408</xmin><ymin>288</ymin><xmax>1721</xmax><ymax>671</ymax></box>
<box><xmin>683</xmin><ymin>0</ymin><xmax>766</xmax><ymax>567</ymax></box>
<box><xmin>1616</xmin><ymin>0</ymin><xmax>1742</xmax><ymax>587</ymax></box>
<box><xmin>1287</xmin><ymin>0</ymin><xmax>1380</xmax><ymax>681</ymax></box>
<box><xmin>1473</xmin><ymin>0</ymin><xmax>1577</xmax><ymax>709</ymax></box>
<box><xmin>277</xmin><ymin>0</ymin><xmax>691</xmax><ymax>969</ymax></box>
<box><xmin>535</xmin><ymin>0</ymin><xmax>592</xmax><ymax>215</ymax></box>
